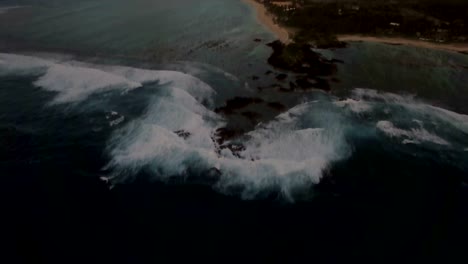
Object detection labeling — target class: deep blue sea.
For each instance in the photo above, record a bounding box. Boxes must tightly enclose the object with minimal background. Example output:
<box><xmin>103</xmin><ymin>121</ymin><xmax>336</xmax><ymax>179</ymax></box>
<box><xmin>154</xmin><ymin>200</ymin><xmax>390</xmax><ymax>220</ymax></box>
<box><xmin>1</xmin><ymin>1</ymin><xmax>468</xmax><ymax>263</ymax></box>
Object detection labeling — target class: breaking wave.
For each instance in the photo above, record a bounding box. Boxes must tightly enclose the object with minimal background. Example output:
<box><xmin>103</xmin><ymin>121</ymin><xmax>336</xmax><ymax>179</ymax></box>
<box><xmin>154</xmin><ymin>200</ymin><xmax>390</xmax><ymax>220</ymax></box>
<box><xmin>0</xmin><ymin>53</ymin><xmax>53</xmax><ymax>76</ymax></box>
<box><xmin>0</xmin><ymin>53</ymin><xmax>215</xmax><ymax>105</ymax></box>
<box><xmin>106</xmin><ymin>98</ymin><xmax>350</xmax><ymax>199</ymax></box>
<box><xmin>0</xmin><ymin>53</ymin><xmax>348</xmax><ymax>197</ymax></box>
<box><xmin>2</xmin><ymin>52</ymin><xmax>467</xmax><ymax>198</ymax></box>
<box><xmin>334</xmin><ymin>98</ymin><xmax>372</xmax><ymax>113</ymax></box>
<box><xmin>35</xmin><ymin>64</ymin><xmax>141</xmax><ymax>103</ymax></box>
<box><xmin>337</xmin><ymin>88</ymin><xmax>468</xmax><ymax>148</ymax></box>
<box><xmin>376</xmin><ymin>120</ymin><xmax>450</xmax><ymax>146</ymax></box>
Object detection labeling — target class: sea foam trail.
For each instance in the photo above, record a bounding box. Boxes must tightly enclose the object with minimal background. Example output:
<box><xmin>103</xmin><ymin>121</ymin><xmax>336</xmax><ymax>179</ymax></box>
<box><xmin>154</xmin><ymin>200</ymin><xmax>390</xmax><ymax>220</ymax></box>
<box><xmin>218</xmin><ymin>103</ymin><xmax>349</xmax><ymax>197</ymax></box>
<box><xmin>35</xmin><ymin>64</ymin><xmax>141</xmax><ymax>103</ymax></box>
<box><xmin>98</xmin><ymin>65</ymin><xmax>217</xmax><ymax>106</ymax></box>
<box><xmin>351</xmin><ymin>88</ymin><xmax>417</xmax><ymax>104</ymax></box>
<box><xmin>0</xmin><ymin>53</ymin><xmax>52</xmax><ymax>76</ymax></box>
<box><xmin>0</xmin><ymin>54</ymin><xmax>348</xmax><ymax>196</ymax></box>
<box><xmin>3</xmin><ymin>52</ymin><xmax>467</xmax><ymax>198</ymax></box>
<box><xmin>107</xmin><ymin>100</ymin><xmax>350</xmax><ymax>199</ymax></box>
<box><xmin>334</xmin><ymin>98</ymin><xmax>372</xmax><ymax>113</ymax></box>
<box><xmin>0</xmin><ymin>53</ymin><xmax>215</xmax><ymax>105</ymax></box>
<box><xmin>427</xmin><ymin>106</ymin><xmax>468</xmax><ymax>134</ymax></box>
<box><xmin>345</xmin><ymin>89</ymin><xmax>468</xmax><ymax>147</ymax></box>
<box><xmin>376</xmin><ymin>120</ymin><xmax>451</xmax><ymax>146</ymax></box>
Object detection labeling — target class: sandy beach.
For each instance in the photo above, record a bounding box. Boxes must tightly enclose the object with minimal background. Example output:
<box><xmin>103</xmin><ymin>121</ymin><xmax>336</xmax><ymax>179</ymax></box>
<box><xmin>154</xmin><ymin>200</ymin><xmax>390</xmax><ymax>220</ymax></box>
<box><xmin>338</xmin><ymin>35</ymin><xmax>468</xmax><ymax>53</ymax></box>
<box><xmin>241</xmin><ymin>0</ymin><xmax>468</xmax><ymax>53</ymax></box>
<box><xmin>242</xmin><ymin>0</ymin><xmax>290</xmax><ymax>43</ymax></box>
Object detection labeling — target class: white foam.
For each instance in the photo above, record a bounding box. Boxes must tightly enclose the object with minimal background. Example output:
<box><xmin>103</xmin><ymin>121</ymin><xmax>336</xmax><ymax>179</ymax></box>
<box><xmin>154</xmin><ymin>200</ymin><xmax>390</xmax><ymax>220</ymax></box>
<box><xmin>397</xmin><ymin>101</ymin><xmax>468</xmax><ymax>135</ymax></box>
<box><xmin>377</xmin><ymin>120</ymin><xmax>450</xmax><ymax>146</ymax></box>
<box><xmin>99</xmin><ymin>66</ymin><xmax>216</xmax><ymax>106</ymax></box>
<box><xmin>143</xmin><ymin>88</ymin><xmax>222</xmax><ymax>149</ymax></box>
<box><xmin>0</xmin><ymin>53</ymin><xmax>52</xmax><ymax>76</ymax></box>
<box><xmin>334</xmin><ymin>98</ymin><xmax>372</xmax><ymax>113</ymax></box>
<box><xmin>107</xmin><ymin>123</ymin><xmax>218</xmax><ymax>177</ymax></box>
<box><xmin>34</xmin><ymin>64</ymin><xmax>141</xmax><ymax>103</ymax></box>
<box><xmin>216</xmin><ymin>105</ymin><xmax>349</xmax><ymax>198</ymax></box>
<box><xmin>238</xmin><ymin>128</ymin><xmax>331</xmax><ymax>179</ymax></box>
<box><xmin>412</xmin><ymin>119</ymin><xmax>423</xmax><ymax>126</ymax></box>
<box><xmin>4</xmin><ymin>53</ymin><xmax>466</xmax><ymax>198</ymax></box>
<box><xmin>352</xmin><ymin>88</ymin><xmax>416</xmax><ymax>104</ymax></box>
<box><xmin>350</xmin><ymin>89</ymin><xmax>468</xmax><ymax>137</ymax></box>
<box><xmin>174</xmin><ymin>61</ymin><xmax>240</xmax><ymax>82</ymax></box>
<box><xmin>427</xmin><ymin>106</ymin><xmax>468</xmax><ymax>134</ymax></box>
<box><xmin>402</xmin><ymin>139</ymin><xmax>420</xmax><ymax>145</ymax></box>
<box><xmin>106</xmin><ymin>83</ymin><xmax>224</xmax><ymax>177</ymax></box>
<box><xmin>0</xmin><ymin>52</ymin><xmax>354</xmax><ymax>198</ymax></box>
<box><xmin>0</xmin><ymin>53</ymin><xmax>216</xmax><ymax>106</ymax></box>
<box><xmin>106</xmin><ymin>100</ymin><xmax>349</xmax><ymax>198</ymax></box>
<box><xmin>109</xmin><ymin>116</ymin><xmax>125</xmax><ymax>127</ymax></box>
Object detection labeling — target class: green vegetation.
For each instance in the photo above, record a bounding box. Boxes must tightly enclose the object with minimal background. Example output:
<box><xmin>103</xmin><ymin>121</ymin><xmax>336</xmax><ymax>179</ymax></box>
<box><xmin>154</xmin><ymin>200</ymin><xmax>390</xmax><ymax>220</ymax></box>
<box><xmin>266</xmin><ymin>40</ymin><xmax>337</xmax><ymax>78</ymax></box>
<box><xmin>277</xmin><ymin>43</ymin><xmax>307</xmax><ymax>67</ymax></box>
<box><xmin>261</xmin><ymin>0</ymin><xmax>468</xmax><ymax>47</ymax></box>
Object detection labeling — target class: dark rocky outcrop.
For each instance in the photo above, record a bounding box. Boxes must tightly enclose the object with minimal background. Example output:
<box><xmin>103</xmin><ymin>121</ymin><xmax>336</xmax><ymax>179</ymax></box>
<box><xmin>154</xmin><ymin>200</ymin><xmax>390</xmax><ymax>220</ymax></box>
<box><xmin>266</xmin><ymin>40</ymin><xmax>338</xmax><ymax>77</ymax></box>
<box><xmin>295</xmin><ymin>77</ymin><xmax>315</xmax><ymax>89</ymax></box>
<box><xmin>215</xmin><ymin>97</ymin><xmax>264</xmax><ymax>115</ymax></box>
<box><xmin>267</xmin><ymin>102</ymin><xmax>286</xmax><ymax>111</ymax></box>
<box><xmin>280</xmin><ymin>86</ymin><xmax>293</xmax><ymax>93</ymax></box>
<box><xmin>295</xmin><ymin>77</ymin><xmax>331</xmax><ymax>91</ymax></box>
<box><xmin>295</xmin><ymin>32</ymin><xmax>348</xmax><ymax>50</ymax></box>
<box><xmin>257</xmin><ymin>84</ymin><xmax>286</xmax><ymax>92</ymax></box>
<box><xmin>241</xmin><ymin>111</ymin><xmax>262</xmax><ymax>121</ymax></box>
<box><xmin>214</xmin><ymin>127</ymin><xmax>244</xmax><ymax>145</ymax></box>
<box><xmin>174</xmin><ymin>130</ymin><xmax>191</xmax><ymax>139</ymax></box>
<box><xmin>211</xmin><ymin>128</ymin><xmax>247</xmax><ymax>158</ymax></box>
<box><xmin>289</xmin><ymin>81</ymin><xmax>298</xmax><ymax>90</ymax></box>
<box><xmin>220</xmin><ymin>143</ymin><xmax>246</xmax><ymax>158</ymax></box>
<box><xmin>331</xmin><ymin>58</ymin><xmax>345</xmax><ymax>64</ymax></box>
<box><xmin>263</xmin><ymin>40</ymin><xmax>341</xmax><ymax>92</ymax></box>
<box><xmin>276</xmin><ymin>73</ymin><xmax>288</xmax><ymax>81</ymax></box>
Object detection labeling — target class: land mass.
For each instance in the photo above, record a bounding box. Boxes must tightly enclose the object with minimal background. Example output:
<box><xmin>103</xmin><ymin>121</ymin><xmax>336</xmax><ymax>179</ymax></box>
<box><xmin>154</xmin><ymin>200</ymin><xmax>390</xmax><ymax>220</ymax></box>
<box><xmin>242</xmin><ymin>0</ymin><xmax>291</xmax><ymax>43</ymax></box>
<box><xmin>246</xmin><ymin>0</ymin><xmax>468</xmax><ymax>52</ymax></box>
<box><xmin>337</xmin><ymin>35</ymin><xmax>468</xmax><ymax>52</ymax></box>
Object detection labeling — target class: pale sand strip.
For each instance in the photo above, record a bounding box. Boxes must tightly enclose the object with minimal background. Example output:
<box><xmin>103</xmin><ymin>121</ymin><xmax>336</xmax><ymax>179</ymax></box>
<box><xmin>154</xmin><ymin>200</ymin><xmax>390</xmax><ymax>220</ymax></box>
<box><xmin>241</xmin><ymin>0</ymin><xmax>468</xmax><ymax>53</ymax></box>
<box><xmin>338</xmin><ymin>35</ymin><xmax>468</xmax><ymax>53</ymax></box>
<box><xmin>242</xmin><ymin>0</ymin><xmax>291</xmax><ymax>43</ymax></box>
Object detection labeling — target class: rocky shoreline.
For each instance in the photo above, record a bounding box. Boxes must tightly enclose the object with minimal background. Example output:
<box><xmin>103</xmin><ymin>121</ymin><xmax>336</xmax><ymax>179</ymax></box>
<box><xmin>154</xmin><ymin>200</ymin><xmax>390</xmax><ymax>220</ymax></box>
<box><xmin>245</xmin><ymin>0</ymin><xmax>468</xmax><ymax>53</ymax></box>
<box><xmin>209</xmin><ymin>38</ymin><xmax>345</xmax><ymax>151</ymax></box>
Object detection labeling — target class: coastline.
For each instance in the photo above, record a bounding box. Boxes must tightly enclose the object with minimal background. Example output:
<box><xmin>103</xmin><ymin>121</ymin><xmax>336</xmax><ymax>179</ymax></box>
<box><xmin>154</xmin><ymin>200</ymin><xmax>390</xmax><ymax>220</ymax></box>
<box><xmin>241</xmin><ymin>0</ymin><xmax>468</xmax><ymax>54</ymax></box>
<box><xmin>338</xmin><ymin>35</ymin><xmax>468</xmax><ymax>53</ymax></box>
<box><xmin>242</xmin><ymin>0</ymin><xmax>290</xmax><ymax>44</ymax></box>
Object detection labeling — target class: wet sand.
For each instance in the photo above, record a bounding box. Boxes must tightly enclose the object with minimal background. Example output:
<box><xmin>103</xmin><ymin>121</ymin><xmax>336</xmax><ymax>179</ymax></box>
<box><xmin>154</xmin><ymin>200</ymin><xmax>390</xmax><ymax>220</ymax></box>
<box><xmin>338</xmin><ymin>35</ymin><xmax>468</xmax><ymax>53</ymax></box>
<box><xmin>242</xmin><ymin>0</ymin><xmax>290</xmax><ymax>44</ymax></box>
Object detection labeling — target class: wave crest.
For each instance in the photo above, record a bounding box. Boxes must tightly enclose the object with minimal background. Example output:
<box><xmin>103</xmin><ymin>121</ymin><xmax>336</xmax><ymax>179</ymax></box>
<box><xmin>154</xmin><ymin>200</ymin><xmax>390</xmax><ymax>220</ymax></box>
<box><xmin>106</xmin><ymin>98</ymin><xmax>350</xmax><ymax>199</ymax></box>
<box><xmin>4</xmin><ymin>53</ymin><xmax>467</xmax><ymax>199</ymax></box>
<box><xmin>0</xmin><ymin>53</ymin><xmax>215</xmax><ymax>105</ymax></box>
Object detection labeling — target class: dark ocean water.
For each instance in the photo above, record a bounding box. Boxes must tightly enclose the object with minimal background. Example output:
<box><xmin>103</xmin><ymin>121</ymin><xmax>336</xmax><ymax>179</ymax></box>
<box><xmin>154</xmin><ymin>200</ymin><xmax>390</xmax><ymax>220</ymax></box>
<box><xmin>1</xmin><ymin>1</ymin><xmax>468</xmax><ymax>263</ymax></box>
